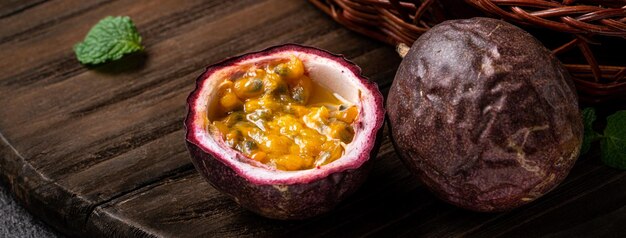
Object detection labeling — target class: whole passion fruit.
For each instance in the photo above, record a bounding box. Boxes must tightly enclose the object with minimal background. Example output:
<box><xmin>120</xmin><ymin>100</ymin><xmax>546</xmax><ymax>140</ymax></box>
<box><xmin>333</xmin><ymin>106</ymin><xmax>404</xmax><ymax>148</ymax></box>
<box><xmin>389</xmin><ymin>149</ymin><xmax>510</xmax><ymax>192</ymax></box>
<box><xmin>387</xmin><ymin>18</ymin><xmax>583</xmax><ymax>212</ymax></box>
<box><xmin>185</xmin><ymin>44</ymin><xmax>384</xmax><ymax>219</ymax></box>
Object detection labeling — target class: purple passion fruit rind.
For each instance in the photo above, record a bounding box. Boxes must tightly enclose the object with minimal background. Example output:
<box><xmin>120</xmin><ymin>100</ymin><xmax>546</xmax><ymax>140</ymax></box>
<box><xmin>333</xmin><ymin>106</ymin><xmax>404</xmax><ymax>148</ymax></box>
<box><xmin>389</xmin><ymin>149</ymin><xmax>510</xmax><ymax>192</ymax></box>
<box><xmin>185</xmin><ymin>44</ymin><xmax>385</xmax><ymax>219</ymax></box>
<box><xmin>387</xmin><ymin>18</ymin><xmax>583</xmax><ymax>212</ymax></box>
<box><xmin>186</xmin><ymin>135</ymin><xmax>380</xmax><ymax>219</ymax></box>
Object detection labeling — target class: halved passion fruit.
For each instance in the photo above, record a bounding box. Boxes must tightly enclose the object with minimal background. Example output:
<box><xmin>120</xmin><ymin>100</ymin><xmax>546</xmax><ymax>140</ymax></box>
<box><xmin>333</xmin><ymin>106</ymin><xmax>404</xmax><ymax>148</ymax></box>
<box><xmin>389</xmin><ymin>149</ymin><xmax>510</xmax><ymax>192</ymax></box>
<box><xmin>185</xmin><ymin>44</ymin><xmax>384</xmax><ymax>219</ymax></box>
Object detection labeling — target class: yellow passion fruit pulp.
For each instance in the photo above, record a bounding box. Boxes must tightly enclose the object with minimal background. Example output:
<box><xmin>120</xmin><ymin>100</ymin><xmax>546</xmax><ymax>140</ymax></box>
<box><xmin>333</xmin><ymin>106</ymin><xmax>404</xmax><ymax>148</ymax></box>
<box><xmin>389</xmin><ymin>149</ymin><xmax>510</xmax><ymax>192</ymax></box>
<box><xmin>209</xmin><ymin>56</ymin><xmax>359</xmax><ymax>171</ymax></box>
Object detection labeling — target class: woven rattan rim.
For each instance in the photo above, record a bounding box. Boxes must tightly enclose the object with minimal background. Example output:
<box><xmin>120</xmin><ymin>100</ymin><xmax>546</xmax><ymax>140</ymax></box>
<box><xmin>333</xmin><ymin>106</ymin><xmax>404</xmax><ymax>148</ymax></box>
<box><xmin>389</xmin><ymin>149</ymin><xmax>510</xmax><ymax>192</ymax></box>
<box><xmin>310</xmin><ymin>0</ymin><xmax>626</xmax><ymax>103</ymax></box>
<box><xmin>469</xmin><ymin>0</ymin><xmax>626</xmax><ymax>37</ymax></box>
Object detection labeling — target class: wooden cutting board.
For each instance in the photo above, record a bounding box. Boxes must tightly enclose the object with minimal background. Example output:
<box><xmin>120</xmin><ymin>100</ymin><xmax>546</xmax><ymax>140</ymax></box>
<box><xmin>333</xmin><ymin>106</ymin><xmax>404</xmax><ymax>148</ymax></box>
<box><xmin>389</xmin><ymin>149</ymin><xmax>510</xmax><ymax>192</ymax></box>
<box><xmin>1</xmin><ymin>0</ymin><xmax>625</xmax><ymax>237</ymax></box>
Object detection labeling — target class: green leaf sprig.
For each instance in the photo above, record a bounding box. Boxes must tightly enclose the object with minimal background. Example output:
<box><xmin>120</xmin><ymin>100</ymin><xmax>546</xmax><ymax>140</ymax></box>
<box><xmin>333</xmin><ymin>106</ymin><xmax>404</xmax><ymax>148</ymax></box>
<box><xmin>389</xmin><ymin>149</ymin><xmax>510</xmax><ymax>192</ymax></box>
<box><xmin>74</xmin><ymin>16</ymin><xmax>143</xmax><ymax>65</ymax></box>
<box><xmin>581</xmin><ymin>108</ymin><xmax>626</xmax><ymax>169</ymax></box>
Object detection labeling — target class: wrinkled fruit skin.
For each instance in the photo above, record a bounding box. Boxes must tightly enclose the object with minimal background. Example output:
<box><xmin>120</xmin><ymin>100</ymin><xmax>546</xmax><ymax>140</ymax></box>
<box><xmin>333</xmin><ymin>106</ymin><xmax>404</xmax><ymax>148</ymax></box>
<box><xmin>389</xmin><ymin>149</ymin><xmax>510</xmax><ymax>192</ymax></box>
<box><xmin>387</xmin><ymin>18</ymin><xmax>583</xmax><ymax>212</ymax></box>
<box><xmin>185</xmin><ymin>44</ymin><xmax>385</xmax><ymax>219</ymax></box>
<box><xmin>186</xmin><ymin>139</ymin><xmax>380</xmax><ymax>219</ymax></box>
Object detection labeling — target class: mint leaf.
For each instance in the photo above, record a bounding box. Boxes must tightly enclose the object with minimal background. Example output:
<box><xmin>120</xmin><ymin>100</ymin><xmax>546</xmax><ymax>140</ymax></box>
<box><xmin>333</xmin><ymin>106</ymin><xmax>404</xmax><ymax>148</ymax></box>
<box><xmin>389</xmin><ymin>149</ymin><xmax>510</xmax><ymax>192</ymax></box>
<box><xmin>601</xmin><ymin>110</ymin><xmax>626</xmax><ymax>169</ymax></box>
<box><xmin>74</xmin><ymin>16</ymin><xmax>143</xmax><ymax>65</ymax></box>
<box><xmin>581</xmin><ymin>107</ymin><xmax>600</xmax><ymax>154</ymax></box>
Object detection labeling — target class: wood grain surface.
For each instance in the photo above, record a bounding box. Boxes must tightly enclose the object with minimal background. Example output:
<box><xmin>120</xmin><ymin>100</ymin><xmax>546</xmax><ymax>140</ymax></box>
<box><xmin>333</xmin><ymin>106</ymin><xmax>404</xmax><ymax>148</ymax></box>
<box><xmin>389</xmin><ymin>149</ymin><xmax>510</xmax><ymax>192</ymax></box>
<box><xmin>1</xmin><ymin>0</ymin><xmax>625</xmax><ymax>237</ymax></box>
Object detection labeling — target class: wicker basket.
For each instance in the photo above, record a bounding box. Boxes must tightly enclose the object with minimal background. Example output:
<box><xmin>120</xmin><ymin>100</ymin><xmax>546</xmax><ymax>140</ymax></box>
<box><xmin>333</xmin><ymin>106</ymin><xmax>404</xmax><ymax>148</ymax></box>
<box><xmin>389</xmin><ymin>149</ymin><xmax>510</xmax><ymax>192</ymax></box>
<box><xmin>309</xmin><ymin>0</ymin><xmax>626</xmax><ymax>103</ymax></box>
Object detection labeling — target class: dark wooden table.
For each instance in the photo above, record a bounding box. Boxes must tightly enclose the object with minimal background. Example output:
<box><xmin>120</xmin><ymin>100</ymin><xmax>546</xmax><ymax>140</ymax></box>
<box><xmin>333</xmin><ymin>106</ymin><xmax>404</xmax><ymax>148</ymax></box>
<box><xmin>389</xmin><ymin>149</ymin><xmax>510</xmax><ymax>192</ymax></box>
<box><xmin>1</xmin><ymin>0</ymin><xmax>625</xmax><ymax>237</ymax></box>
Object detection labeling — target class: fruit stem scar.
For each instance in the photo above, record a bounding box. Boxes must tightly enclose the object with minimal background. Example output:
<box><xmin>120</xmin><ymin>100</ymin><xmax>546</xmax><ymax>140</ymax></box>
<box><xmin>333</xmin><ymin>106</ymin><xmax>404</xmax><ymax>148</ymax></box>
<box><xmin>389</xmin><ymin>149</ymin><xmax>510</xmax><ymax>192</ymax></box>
<box><xmin>396</xmin><ymin>43</ymin><xmax>410</xmax><ymax>58</ymax></box>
